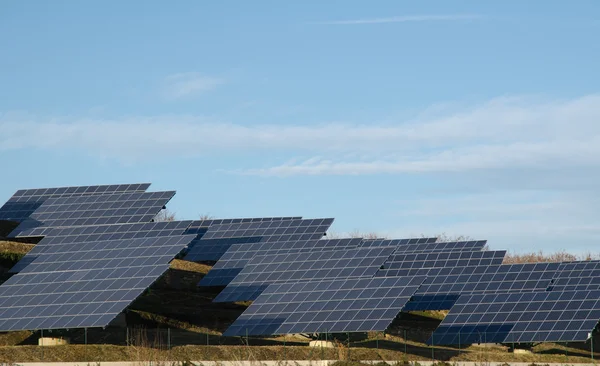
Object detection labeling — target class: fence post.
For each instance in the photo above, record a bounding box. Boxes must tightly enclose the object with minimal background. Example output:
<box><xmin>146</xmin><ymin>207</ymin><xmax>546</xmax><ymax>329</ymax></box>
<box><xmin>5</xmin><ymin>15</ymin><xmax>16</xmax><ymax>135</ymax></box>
<box><xmin>84</xmin><ymin>327</ymin><xmax>88</xmax><ymax>362</ymax></box>
<box><xmin>431</xmin><ymin>332</ymin><xmax>434</xmax><ymax>361</ymax></box>
<box><xmin>41</xmin><ymin>329</ymin><xmax>44</xmax><ymax>361</ymax></box>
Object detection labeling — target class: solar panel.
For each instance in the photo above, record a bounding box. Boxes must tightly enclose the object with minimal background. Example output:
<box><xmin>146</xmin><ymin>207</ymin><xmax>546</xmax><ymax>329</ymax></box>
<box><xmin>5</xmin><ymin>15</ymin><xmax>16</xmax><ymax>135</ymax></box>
<box><xmin>10</xmin><ymin>221</ymin><xmax>194</xmax><ymax>273</ymax></box>
<box><xmin>549</xmin><ymin>260</ymin><xmax>600</xmax><ymax>291</ymax></box>
<box><xmin>214</xmin><ymin>246</ymin><xmax>395</xmax><ymax>303</ymax></box>
<box><xmin>0</xmin><ymin>184</ymin><xmax>150</xmax><ymax>223</ymax></box>
<box><xmin>396</xmin><ymin>262</ymin><xmax>560</xmax><ymax>311</ymax></box>
<box><xmin>185</xmin><ymin>218</ymin><xmax>334</xmax><ymax>261</ymax></box>
<box><xmin>359</xmin><ymin>238</ymin><xmax>438</xmax><ymax>247</ymax></box>
<box><xmin>383</xmin><ymin>250</ymin><xmax>506</xmax><ymax>271</ymax></box>
<box><xmin>199</xmin><ymin>238</ymin><xmax>363</xmax><ymax>286</ymax></box>
<box><xmin>0</xmin><ymin>235</ymin><xmax>195</xmax><ymax>331</ymax></box>
<box><xmin>428</xmin><ymin>291</ymin><xmax>600</xmax><ymax>345</ymax></box>
<box><xmin>391</xmin><ymin>240</ymin><xmax>488</xmax><ymax>254</ymax></box>
<box><xmin>223</xmin><ymin>276</ymin><xmax>426</xmax><ymax>336</ymax></box>
<box><xmin>9</xmin><ymin>191</ymin><xmax>175</xmax><ymax>237</ymax></box>
<box><xmin>183</xmin><ymin>217</ymin><xmax>304</xmax><ymax>249</ymax></box>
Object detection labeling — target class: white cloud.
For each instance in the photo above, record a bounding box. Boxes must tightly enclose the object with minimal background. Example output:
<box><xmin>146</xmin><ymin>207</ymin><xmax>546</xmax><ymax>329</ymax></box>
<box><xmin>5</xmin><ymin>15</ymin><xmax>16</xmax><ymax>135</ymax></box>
<box><xmin>1</xmin><ymin>94</ymin><xmax>599</xmax><ymax>176</ymax></box>
<box><xmin>384</xmin><ymin>191</ymin><xmax>600</xmax><ymax>253</ymax></box>
<box><xmin>163</xmin><ymin>72</ymin><xmax>224</xmax><ymax>99</ymax></box>
<box><xmin>315</xmin><ymin>14</ymin><xmax>482</xmax><ymax>25</ymax></box>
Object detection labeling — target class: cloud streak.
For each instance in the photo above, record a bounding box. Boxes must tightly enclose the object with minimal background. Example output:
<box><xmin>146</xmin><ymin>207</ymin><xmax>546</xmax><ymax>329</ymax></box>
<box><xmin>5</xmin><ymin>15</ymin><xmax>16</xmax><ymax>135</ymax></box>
<box><xmin>316</xmin><ymin>14</ymin><xmax>482</xmax><ymax>25</ymax></box>
<box><xmin>163</xmin><ymin>72</ymin><xmax>224</xmax><ymax>99</ymax></box>
<box><xmin>1</xmin><ymin>94</ymin><xmax>599</xmax><ymax>176</ymax></box>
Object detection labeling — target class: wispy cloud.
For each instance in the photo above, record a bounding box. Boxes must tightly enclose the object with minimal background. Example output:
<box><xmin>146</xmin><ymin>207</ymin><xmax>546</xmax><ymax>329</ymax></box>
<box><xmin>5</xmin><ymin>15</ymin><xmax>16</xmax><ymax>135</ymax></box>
<box><xmin>162</xmin><ymin>72</ymin><xmax>224</xmax><ymax>99</ymax></box>
<box><xmin>315</xmin><ymin>14</ymin><xmax>482</xmax><ymax>25</ymax></box>
<box><xmin>1</xmin><ymin>94</ymin><xmax>599</xmax><ymax>177</ymax></box>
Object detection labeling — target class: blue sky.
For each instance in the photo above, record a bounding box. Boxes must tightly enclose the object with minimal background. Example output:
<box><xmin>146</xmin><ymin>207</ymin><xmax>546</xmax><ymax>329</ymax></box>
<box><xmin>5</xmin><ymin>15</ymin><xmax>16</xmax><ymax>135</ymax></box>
<box><xmin>1</xmin><ymin>1</ymin><xmax>600</xmax><ymax>253</ymax></box>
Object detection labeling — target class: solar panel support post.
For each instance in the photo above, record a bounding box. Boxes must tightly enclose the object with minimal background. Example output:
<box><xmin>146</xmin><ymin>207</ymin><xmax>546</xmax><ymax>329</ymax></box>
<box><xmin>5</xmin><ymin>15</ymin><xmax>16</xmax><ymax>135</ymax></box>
<box><xmin>167</xmin><ymin>327</ymin><xmax>171</xmax><ymax>351</ymax></box>
<box><xmin>591</xmin><ymin>332</ymin><xmax>594</xmax><ymax>361</ymax></box>
<box><xmin>458</xmin><ymin>332</ymin><xmax>461</xmax><ymax>356</ymax></box>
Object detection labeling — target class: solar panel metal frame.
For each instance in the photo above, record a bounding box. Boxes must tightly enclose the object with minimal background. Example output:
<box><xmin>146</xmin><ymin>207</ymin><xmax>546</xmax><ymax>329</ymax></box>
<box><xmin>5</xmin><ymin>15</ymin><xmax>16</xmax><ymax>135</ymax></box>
<box><xmin>0</xmin><ymin>184</ymin><xmax>150</xmax><ymax>223</ymax></box>
<box><xmin>185</xmin><ymin>218</ymin><xmax>334</xmax><ymax>262</ymax></box>
<box><xmin>390</xmin><ymin>240</ymin><xmax>488</xmax><ymax>254</ymax></box>
<box><xmin>383</xmin><ymin>250</ymin><xmax>506</xmax><ymax>271</ymax></box>
<box><xmin>10</xmin><ymin>191</ymin><xmax>176</xmax><ymax>237</ymax></box>
<box><xmin>223</xmin><ymin>275</ymin><xmax>426</xmax><ymax>336</ymax></box>
<box><xmin>10</xmin><ymin>221</ymin><xmax>195</xmax><ymax>273</ymax></box>
<box><xmin>0</xmin><ymin>235</ymin><xmax>195</xmax><ymax>331</ymax></box>
<box><xmin>199</xmin><ymin>238</ymin><xmax>363</xmax><ymax>286</ymax></box>
<box><xmin>428</xmin><ymin>290</ymin><xmax>600</xmax><ymax>345</ymax></box>
<box><xmin>396</xmin><ymin>262</ymin><xmax>561</xmax><ymax>311</ymax></box>
<box><xmin>213</xmin><ymin>246</ymin><xmax>396</xmax><ymax>303</ymax></box>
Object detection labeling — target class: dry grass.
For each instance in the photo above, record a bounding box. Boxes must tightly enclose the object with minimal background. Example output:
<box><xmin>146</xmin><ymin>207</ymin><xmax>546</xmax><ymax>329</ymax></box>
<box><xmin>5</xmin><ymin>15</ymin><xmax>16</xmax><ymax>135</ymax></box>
<box><xmin>0</xmin><ymin>241</ymin><xmax>34</xmax><ymax>255</ymax></box>
<box><xmin>503</xmin><ymin>249</ymin><xmax>600</xmax><ymax>264</ymax></box>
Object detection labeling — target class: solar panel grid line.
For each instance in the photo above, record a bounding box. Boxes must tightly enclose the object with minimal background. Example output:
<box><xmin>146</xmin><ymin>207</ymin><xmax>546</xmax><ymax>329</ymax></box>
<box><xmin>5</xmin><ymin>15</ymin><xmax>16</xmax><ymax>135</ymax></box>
<box><xmin>223</xmin><ymin>275</ymin><xmax>427</xmax><ymax>336</ymax></box>
<box><xmin>184</xmin><ymin>218</ymin><xmax>335</xmax><ymax>262</ymax></box>
<box><xmin>0</xmin><ymin>184</ymin><xmax>150</xmax><ymax>223</ymax></box>
<box><xmin>398</xmin><ymin>262</ymin><xmax>561</xmax><ymax>311</ymax></box>
<box><xmin>10</xmin><ymin>191</ymin><xmax>176</xmax><ymax>237</ymax></box>
<box><xmin>358</xmin><ymin>237</ymin><xmax>438</xmax><ymax>248</ymax></box>
<box><xmin>384</xmin><ymin>250</ymin><xmax>506</xmax><ymax>270</ymax></box>
<box><xmin>199</xmin><ymin>238</ymin><xmax>364</xmax><ymax>286</ymax></box>
<box><xmin>0</xmin><ymin>234</ymin><xmax>195</xmax><ymax>331</ymax></box>
<box><xmin>187</xmin><ymin>217</ymin><xmax>303</xmax><ymax>229</ymax></box>
<box><xmin>549</xmin><ymin>260</ymin><xmax>600</xmax><ymax>291</ymax></box>
<box><xmin>200</xmin><ymin>218</ymin><xmax>334</xmax><ymax>240</ymax></box>
<box><xmin>213</xmin><ymin>246</ymin><xmax>396</xmax><ymax>303</ymax></box>
<box><xmin>427</xmin><ymin>290</ymin><xmax>600</xmax><ymax>345</ymax></box>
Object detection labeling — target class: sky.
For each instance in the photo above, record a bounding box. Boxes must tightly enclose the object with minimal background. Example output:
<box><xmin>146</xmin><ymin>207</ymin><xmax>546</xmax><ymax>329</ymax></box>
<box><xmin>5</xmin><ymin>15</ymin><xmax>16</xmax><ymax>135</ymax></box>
<box><xmin>1</xmin><ymin>1</ymin><xmax>599</xmax><ymax>253</ymax></box>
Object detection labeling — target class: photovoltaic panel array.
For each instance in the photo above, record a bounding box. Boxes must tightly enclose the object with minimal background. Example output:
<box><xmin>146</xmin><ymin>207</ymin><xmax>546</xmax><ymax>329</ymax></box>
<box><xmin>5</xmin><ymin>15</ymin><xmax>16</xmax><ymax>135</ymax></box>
<box><xmin>214</xmin><ymin>246</ymin><xmax>395</xmax><ymax>303</ymax></box>
<box><xmin>549</xmin><ymin>260</ymin><xmax>600</xmax><ymax>292</ymax></box>
<box><xmin>428</xmin><ymin>290</ymin><xmax>600</xmax><ymax>345</ymax></box>
<box><xmin>397</xmin><ymin>262</ymin><xmax>560</xmax><ymax>311</ymax></box>
<box><xmin>223</xmin><ymin>276</ymin><xmax>426</xmax><ymax>336</ymax></box>
<box><xmin>0</xmin><ymin>235</ymin><xmax>195</xmax><ymax>331</ymax></box>
<box><xmin>183</xmin><ymin>217</ymin><xmax>304</xmax><ymax>249</ymax></box>
<box><xmin>10</xmin><ymin>221</ymin><xmax>194</xmax><ymax>273</ymax></box>
<box><xmin>359</xmin><ymin>237</ymin><xmax>437</xmax><ymax>248</ymax></box>
<box><xmin>184</xmin><ymin>218</ymin><xmax>334</xmax><ymax>262</ymax></box>
<box><xmin>0</xmin><ymin>184</ymin><xmax>150</xmax><ymax>223</ymax></box>
<box><xmin>199</xmin><ymin>238</ymin><xmax>363</xmax><ymax>286</ymax></box>
<box><xmin>383</xmin><ymin>250</ymin><xmax>506</xmax><ymax>272</ymax></box>
<box><xmin>390</xmin><ymin>240</ymin><xmax>488</xmax><ymax>254</ymax></box>
<box><xmin>10</xmin><ymin>191</ymin><xmax>175</xmax><ymax>237</ymax></box>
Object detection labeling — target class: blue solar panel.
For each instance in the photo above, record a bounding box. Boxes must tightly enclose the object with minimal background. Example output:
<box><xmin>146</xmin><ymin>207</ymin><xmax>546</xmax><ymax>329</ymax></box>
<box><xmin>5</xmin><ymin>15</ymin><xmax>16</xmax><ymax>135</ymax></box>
<box><xmin>10</xmin><ymin>221</ymin><xmax>194</xmax><ymax>273</ymax></box>
<box><xmin>185</xmin><ymin>218</ymin><xmax>334</xmax><ymax>262</ymax></box>
<box><xmin>549</xmin><ymin>260</ymin><xmax>600</xmax><ymax>291</ymax></box>
<box><xmin>0</xmin><ymin>184</ymin><xmax>150</xmax><ymax>223</ymax></box>
<box><xmin>383</xmin><ymin>250</ymin><xmax>506</xmax><ymax>271</ymax></box>
<box><xmin>223</xmin><ymin>276</ymin><xmax>426</xmax><ymax>336</ymax></box>
<box><xmin>9</xmin><ymin>191</ymin><xmax>175</xmax><ymax>237</ymax></box>
<box><xmin>391</xmin><ymin>240</ymin><xmax>487</xmax><ymax>254</ymax></box>
<box><xmin>397</xmin><ymin>262</ymin><xmax>560</xmax><ymax>311</ymax></box>
<box><xmin>214</xmin><ymin>246</ymin><xmax>395</xmax><ymax>303</ymax></box>
<box><xmin>0</xmin><ymin>235</ymin><xmax>195</xmax><ymax>331</ymax></box>
<box><xmin>199</xmin><ymin>238</ymin><xmax>362</xmax><ymax>286</ymax></box>
<box><xmin>359</xmin><ymin>238</ymin><xmax>437</xmax><ymax>247</ymax></box>
<box><xmin>428</xmin><ymin>291</ymin><xmax>600</xmax><ymax>345</ymax></box>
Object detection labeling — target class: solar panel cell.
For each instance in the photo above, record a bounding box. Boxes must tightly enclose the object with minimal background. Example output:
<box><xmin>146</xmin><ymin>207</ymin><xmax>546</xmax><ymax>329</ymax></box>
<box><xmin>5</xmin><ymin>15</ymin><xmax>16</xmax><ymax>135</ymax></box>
<box><xmin>428</xmin><ymin>290</ymin><xmax>600</xmax><ymax>345</ymax></box>
<box><xmin>9</xmin><ymin>191</ymin><xmax>175</xmax><ymax>237</ymax></box>
<box><xmin>214</xmin><ymin>246</ymin><xmax>395</xmax><ymax>302</ymax></box>
<box><xmin>223</xmin><ymin>276</ymin><xmax>426</xmax><ymax>336</ymax></box>
<box><xmin>0</xmin><ymin>235</ymin><xmax>194</xmax><ymax>331</ymax></box>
